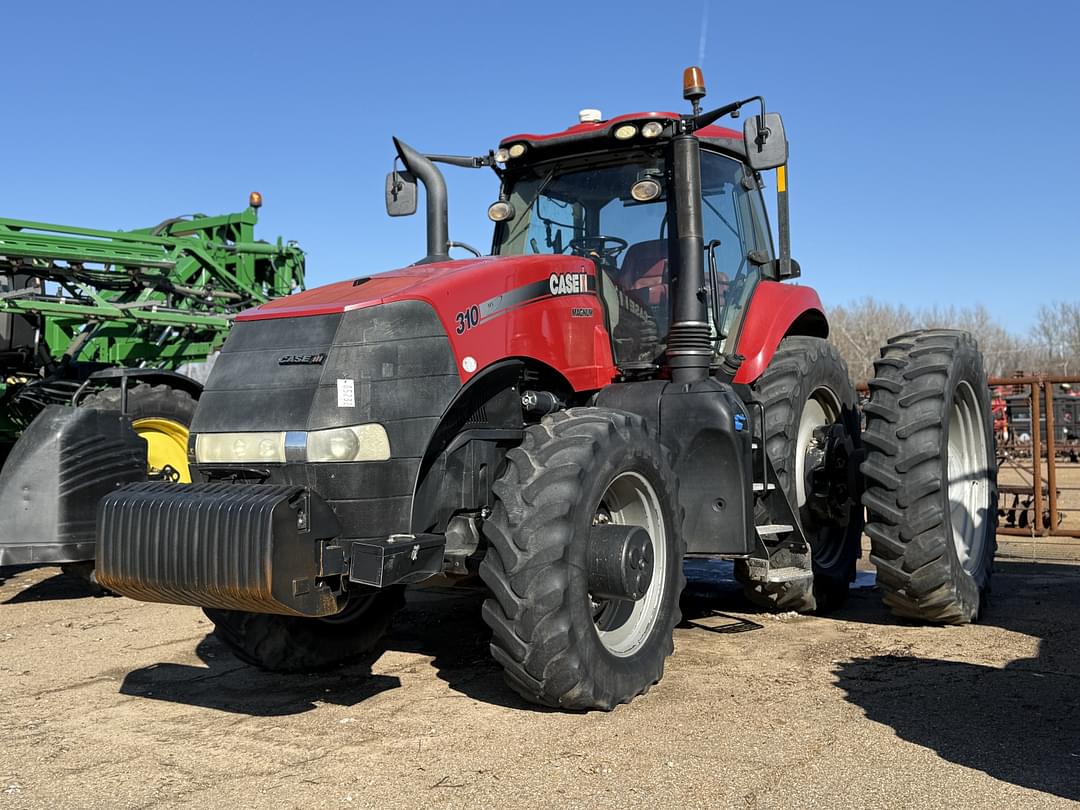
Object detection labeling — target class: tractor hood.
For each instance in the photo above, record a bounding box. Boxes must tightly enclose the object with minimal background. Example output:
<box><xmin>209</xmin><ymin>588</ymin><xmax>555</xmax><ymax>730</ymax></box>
<box><xmin>234</xmin><ymin>253</ymin><xmax>614</xmax><ymax>391</ymax></box>
<box><xmin>239</xmin><ymin>255</ymin><xmax>582</xmax><ymax>322</ymax></box>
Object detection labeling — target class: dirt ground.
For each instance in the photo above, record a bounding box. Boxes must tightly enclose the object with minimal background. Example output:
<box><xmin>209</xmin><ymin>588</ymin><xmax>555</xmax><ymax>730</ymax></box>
<box><xmin>2</xmin><ymin>543</ymin><xmax>1079</xmax><ymax>810</ymax></box>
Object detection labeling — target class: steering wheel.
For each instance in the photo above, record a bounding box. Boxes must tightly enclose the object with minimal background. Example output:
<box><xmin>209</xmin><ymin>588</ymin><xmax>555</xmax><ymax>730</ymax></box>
<box><xmin>569</xmin><ymin>235</ymin><xmax>629</xmax><ymax>262</ymax></box>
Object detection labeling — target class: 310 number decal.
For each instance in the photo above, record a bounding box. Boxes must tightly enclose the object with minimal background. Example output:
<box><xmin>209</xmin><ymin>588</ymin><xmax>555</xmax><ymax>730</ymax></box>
<box><xmin>455</xmin><ymin>304</ymin><xmax>481</xmax><ymax>334</ymax></box>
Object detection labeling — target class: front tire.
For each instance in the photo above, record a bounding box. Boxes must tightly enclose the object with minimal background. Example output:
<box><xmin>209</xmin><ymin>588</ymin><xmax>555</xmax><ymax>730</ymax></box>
<box><xmin>480</xmin><ymin>408</ymin><xmax>685</xmax><ymax>711</ymax></box>
<box><xmin>204</xmin><ymin>587</ymin><xmax>405</xmax><ymax>672</ymax></box>
<box><xmin>862</xmin><ymin>330</ymin><xmax>997</xmax><ymax>623</ymax></box>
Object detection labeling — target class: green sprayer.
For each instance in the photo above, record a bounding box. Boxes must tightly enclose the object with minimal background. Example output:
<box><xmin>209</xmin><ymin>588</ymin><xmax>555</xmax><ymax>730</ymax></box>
<box><xmin>0</xmin><ymin>194</ymin><xmax>304</xmax><ymax>573</ymax></box>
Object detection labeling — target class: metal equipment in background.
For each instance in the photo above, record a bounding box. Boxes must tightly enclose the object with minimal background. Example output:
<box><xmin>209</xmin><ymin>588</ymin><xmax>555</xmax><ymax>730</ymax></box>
<box><xmin>992</xmin><ymin>375</ymin><xmax>1080</xmax><ymax>538</ymax></box>
<box><xmin>0</xmin><ymin>194</ymin><xmax>305</xmax><ymax>568</ymax></box>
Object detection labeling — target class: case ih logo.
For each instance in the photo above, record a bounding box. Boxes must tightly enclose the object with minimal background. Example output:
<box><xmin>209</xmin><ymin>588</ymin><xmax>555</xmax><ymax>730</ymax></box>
<box><xmin>278</xmin><ymin>353</ymin><xmax>326</xmax><ymax>365</ymax></box>
<box><xmin>549</xmin><ymin>272</ymin><xmax>589</xmax><ymax>296</ymax></box>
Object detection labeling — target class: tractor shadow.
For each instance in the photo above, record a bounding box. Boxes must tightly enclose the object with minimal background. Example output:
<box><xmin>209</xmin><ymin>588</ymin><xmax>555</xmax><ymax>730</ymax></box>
<box><xmin>0</xmin><ymin>566</ymin><xmax>109</xmax><ymax>603</ymax></box>
<box><xmin>119</xmin><ymin>634</ymin><xmax>402</xmax><ymax>717</ymax></box>
<box><xmin>389</xmin><ymin>566</ymin><xmax>776</xmax><ymax>708</ymax></box>
<box><xmin>677</xmin><ymin>558</ymin><xmax>880</xmax><ymax>632</ymax></box>
<box><xmin>834</xmin><ymin>559</ymin><xmax>1080</xmax><ymax>801</ymax></box>
<box><xmin>679</xmin><ymin>559</ymin><xmax>767</xmax><ymax>633</ymax></box>
<box><xmin>117</xmin><ymin>585</ymin><xmax>543</xmax><ymax>716</ymax></box>
<box><xmin>385</xmin><ymin>585</ymin><xmax>558</xmax><ymax>712</ymax></box>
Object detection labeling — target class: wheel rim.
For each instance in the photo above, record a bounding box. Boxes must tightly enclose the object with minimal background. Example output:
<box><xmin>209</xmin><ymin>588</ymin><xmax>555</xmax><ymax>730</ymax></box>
<box><xmin>591</xmin><ymin>471</ymin><xmax>668</xmax><ymax>657</ymax></box>
<box><xmin>948</xmin><ymin>381</ymin><xmax>989</xmax><ymax>574</ymax></box>
<box><xmin>796</xmin><ymin>387</ymin><xmax>842</xmax><ymax>508</ymax></box>
<box><xmin>131</xmin><ymin>417</ymin><xmax>191</xmax><ymax>483</ymax></box>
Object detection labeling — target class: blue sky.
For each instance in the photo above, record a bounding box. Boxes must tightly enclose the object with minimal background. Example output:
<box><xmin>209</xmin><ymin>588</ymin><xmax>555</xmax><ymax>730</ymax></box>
<box><xmin>5</xmin><ymin>1</ymin><xmax>1077</xmax><ymax>334</ymax></box>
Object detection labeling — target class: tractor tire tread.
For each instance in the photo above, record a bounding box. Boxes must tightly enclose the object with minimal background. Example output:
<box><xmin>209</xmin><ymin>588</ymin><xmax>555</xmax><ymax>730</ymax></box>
<box><xmin>861</xmin><ymin>330</ymin><xmax>997</xmax><ymax>624</ymax></box>
<box><xmin>480</xmin><ymin>408</ymin><xmax>684</xmax><ymax>711</ymax></box>
<box><xmin>735</xmin><ymin>337</ymin><xmax>862</xmax><ymax>614</ymax></box>
<box><xmin>204</xmin><ymin>587</ymin><xmax>405</xmax><ymax>673</ymax></box>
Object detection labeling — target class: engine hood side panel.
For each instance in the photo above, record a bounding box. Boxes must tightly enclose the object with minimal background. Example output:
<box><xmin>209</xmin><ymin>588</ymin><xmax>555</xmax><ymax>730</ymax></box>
<box><xmin>238</xmin><ymin>255</ymin><xmax>618</xmax><ymax>392</ymax></box>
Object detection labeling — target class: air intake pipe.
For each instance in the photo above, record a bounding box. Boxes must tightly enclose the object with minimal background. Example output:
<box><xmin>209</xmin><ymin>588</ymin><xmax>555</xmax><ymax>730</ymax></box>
<box><xmin>393</xmin><ymin>137</ymin><xmax>449</xmax><ymax>264</ymax></box>
<box><xmin>667</xmin><ymin>133</ymin><xmax>711</xmax><ymax>384</ymax></box>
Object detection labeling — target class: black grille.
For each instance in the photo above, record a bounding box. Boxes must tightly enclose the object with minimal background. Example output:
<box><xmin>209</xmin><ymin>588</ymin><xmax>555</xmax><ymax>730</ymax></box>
<box><xmin>191</xmin><ymin>299</ymin><xmax>462</xmax><ymax>539</ymax></box>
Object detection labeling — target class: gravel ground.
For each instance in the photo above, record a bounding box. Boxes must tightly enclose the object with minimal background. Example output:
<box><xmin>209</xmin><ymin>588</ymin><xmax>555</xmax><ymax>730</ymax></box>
<box><xmin>1</xmin><ymin>549</ymin><xmax>1078</xmax><ymax>809</ymax></box>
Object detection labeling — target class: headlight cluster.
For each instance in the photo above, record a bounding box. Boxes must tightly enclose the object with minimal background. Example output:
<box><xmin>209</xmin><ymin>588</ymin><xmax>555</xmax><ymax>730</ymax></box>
<box><xmin>195</xmin><ymin>432</ymin><xmax>285</xmax><ymax>463</ymax></box>
<box><xmin>494</xmin><ymin>143</ymin><xmax>527</xmax><ymax>164</ymax></box>
<box><xmin>307</xmin><ymin>425</ymin><xmax>390</xmax><ymax>462</ymax></box>
<box><xmin>613</xmin><ymin>120</ymin><xmax>666</xmax><ymax>141</ymax></box>
<box><xmin>194</xmin><ymin>424</ymin><xmax>391</xmax><ymax>465</ymax></box>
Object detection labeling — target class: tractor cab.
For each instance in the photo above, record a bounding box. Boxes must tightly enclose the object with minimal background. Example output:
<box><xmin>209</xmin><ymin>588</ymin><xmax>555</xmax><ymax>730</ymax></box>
<box><xmin>387</xmin><ymin>66</ymin><xmax>792</xmax><ymax>381</ymax></box>
<box><xmin>489</xmin><ymin>116</ymin><xmax>774</xmax><ymax>368</ymax></box>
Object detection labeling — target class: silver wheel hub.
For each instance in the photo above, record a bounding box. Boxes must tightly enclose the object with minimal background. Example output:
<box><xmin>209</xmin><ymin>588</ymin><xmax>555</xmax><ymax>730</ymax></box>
<box><xmin>591</xmin><ymin>472</ymin><xmax>667</xmax><ymax>657</ymax></box>
<box><xmin>948</xmin><ymin>381</ymin><xmax>990</xmax><ymax>574</ymax></box>
<box><xmin>797</xmin><ymin>388</ymin><xmax>842</xmax><ymax>509</ymax></box>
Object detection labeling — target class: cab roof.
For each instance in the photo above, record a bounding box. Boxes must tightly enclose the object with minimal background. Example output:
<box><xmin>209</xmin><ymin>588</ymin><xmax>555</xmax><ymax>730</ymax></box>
<box><xmin>499</xmin><ymin>111</ymin><xmax>746</xmax><ymax>163</ymax></box>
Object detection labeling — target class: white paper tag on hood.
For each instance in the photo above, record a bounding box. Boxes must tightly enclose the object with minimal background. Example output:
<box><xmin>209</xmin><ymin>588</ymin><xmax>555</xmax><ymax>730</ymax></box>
<box><xmin>337</xmin><ymin>378</ymin><xmax>355</xmax><ymax>408</ymax></box>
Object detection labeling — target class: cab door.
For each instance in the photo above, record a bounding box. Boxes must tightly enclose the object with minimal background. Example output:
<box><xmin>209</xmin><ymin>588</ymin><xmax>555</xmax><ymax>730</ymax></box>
<box><xmin>699</xmin><ymin>150</ymin><xmax>774</xmax><ymax>356</ymax></box>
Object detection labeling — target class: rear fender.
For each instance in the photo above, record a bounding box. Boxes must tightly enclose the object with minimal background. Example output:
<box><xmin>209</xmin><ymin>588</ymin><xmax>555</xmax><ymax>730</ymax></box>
<box><xmin>732</xmin><ymin>281</ymin><xmax>828</xmax><ymax>384</ymax></box>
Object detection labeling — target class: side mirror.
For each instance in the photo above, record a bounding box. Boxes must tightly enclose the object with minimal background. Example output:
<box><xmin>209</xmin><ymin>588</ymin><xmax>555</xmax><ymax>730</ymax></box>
<box><xmin>749</xmin><ymin>251</ymin><xmax>801</xmax><ymax>281</ymax></box>
<box><xmin>743</xmin><ymin>112</ymin><xmax>788</xmax><ymax>171</ymax></box>
<box><xmin>385</xmin><ymin>170</ymin><xmax>417</xmax><ymax>217</ymax></box>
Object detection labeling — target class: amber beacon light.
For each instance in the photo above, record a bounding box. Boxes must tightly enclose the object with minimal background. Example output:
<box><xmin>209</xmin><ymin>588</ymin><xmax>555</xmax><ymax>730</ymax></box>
<box><xmin>682</xmin><ymin>66</ymin><xmax>707</xmax><ymax>103</ymax></box>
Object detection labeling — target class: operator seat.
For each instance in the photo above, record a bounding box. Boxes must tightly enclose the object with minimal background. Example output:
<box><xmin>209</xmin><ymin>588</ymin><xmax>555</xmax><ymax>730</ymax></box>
<box><xmin>618</xmin><ymin>239</ymin><xmax>669</xmax><ymax>307</ymax></box>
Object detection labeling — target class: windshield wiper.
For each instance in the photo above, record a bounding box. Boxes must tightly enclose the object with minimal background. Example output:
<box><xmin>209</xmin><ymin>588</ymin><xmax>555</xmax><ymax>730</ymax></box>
<box><xmin>502</xmin><ymin>167</ymin><xmax>558</xmax><ymax>250</ymax></box>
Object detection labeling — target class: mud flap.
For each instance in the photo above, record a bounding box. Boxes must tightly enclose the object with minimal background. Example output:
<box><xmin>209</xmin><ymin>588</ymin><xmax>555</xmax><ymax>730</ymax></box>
<box><xmin>0</xmin><ymin>406</ymin><xmax>146</xmax><ymax>566</ymax></box>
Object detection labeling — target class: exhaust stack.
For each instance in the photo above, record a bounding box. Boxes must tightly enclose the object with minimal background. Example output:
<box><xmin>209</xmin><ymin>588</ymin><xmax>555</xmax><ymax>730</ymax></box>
<box><xmin>392</xmin><ymin>137</ymin><xmax>450</xmax><ymax>264</ymax></box>
<box><xmin>666</xmin><ymin>132</ymin><xmax>711</xmax><ymax>384</ymax></box>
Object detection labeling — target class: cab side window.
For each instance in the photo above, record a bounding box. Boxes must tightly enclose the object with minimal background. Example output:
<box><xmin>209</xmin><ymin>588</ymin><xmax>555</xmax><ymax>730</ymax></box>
<box><xmin>699</xmin><ymin>151</ymin><xmax>773</xmax><ymax>354</ymax></box>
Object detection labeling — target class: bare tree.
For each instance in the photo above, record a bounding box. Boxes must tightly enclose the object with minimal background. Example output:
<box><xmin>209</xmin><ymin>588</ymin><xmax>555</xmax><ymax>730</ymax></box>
<box><xmin>825</xmin><ymin>298</ymin><xmax>1077</xmax><ymax>383</ymax></box>
<box><xmin>1030</xmin><ymin>302</ymin><xmax>1080</xmax><ymax>375</ymax></box>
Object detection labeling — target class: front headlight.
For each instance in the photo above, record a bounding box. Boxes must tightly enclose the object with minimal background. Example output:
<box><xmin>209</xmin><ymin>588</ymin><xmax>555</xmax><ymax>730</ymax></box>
<box><xmin>306</xmin><ymin>425</ymin><xmax>390</xmax><ymax>462</ymax></box>
<box><xmin>194</xmin><ymin>424</ymin><xmax>391</xmax><ymax>464</ymax></box>
<box><xmin>195</xmin><ymin>431</ymin><xmax>286</xmax><ymax>464</ymax></box>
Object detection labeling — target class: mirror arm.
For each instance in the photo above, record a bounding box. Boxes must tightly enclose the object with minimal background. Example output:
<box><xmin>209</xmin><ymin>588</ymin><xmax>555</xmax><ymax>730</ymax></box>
<box><xmin>427</xmin><ymin>153</ymin><xmax>494</xmax><ymax>169</ymax></box>
<box><xmin>691</xmin><ymin>96</ymin><xmax>763</xmax><ymax>131</ymax></box>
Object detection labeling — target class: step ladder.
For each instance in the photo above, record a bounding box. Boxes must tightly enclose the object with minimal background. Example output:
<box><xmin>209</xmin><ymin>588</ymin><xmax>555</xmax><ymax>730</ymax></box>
<box><xmin>744</xmin><ymin>408</ymin><xmax>813</xmax><ymax>585</ymax></box>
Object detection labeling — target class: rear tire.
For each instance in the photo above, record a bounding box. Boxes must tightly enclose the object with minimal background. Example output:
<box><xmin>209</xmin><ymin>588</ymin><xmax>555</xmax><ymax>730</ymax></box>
<box><xmin>736</xmin><ymin>337</ymin><xmax>863</xmax><ymax>613</ymax></box>
<box><xmin>480</xmin><ymin>408</ymin><xmax>685</xmax><ymax>711</ymax></box>
<box><xmin>204</xmin><ymin>587</ymin><xmax>405</xmax><ymax>672</ymax></box>
<box><xmin>862</xmin><ymin>330</ymin><xmax>997</xmax><ymax>623</ymax></box>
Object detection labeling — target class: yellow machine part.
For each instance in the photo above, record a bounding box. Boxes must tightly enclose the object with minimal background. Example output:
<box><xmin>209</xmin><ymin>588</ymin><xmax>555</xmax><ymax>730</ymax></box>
<box><xmin>131</xmin><ymin>417</ymin><xmax>191</xmax><ymax>483</ymax></box>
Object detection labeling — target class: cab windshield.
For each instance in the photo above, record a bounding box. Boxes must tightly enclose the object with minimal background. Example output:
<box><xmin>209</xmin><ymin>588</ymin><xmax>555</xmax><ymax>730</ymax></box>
<box><xmin>492</xmin><ymin>150</ymin><xmax>771</xmax><ymax>366</ymax></box>
<box><xmin>493</xmin><ymin>154</ymin><xmax>671</xmax><ymax>365</ymax></box>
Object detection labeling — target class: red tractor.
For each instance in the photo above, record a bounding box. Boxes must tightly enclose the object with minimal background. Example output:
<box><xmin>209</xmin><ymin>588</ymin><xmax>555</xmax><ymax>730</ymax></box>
<box><xmin>96</xmin><ymin>68</ymin><xmax>997</xmax><ymax>710</ymax></box>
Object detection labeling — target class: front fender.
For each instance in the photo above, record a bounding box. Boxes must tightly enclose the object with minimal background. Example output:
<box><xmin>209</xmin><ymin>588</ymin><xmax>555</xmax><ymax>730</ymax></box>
<box><xmin>0</xmin><ymin>406</ymin><xmax>146</xmax><ymax>565</ymax></box>
<box><xmin>733</xmin><ymin>281</ymin><xmax>828</xmax><ymax>384</ymax></box>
